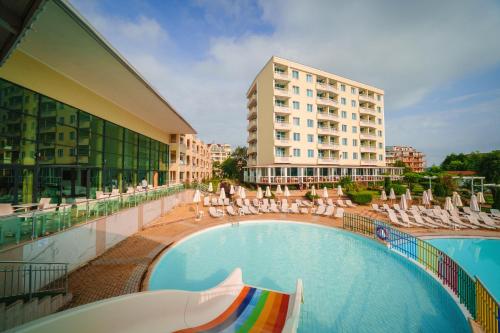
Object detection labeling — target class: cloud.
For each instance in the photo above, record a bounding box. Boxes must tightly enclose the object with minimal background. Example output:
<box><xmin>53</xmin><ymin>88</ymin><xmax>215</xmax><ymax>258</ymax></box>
<box><xmin>69</xmin><ymin>0</ymin><xmax>500</xmax><ymax>164</ymax></box>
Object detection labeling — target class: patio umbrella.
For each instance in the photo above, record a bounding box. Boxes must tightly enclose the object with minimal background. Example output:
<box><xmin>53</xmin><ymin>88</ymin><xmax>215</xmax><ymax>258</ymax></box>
<box><xmin>208</xmin><ymin>182</ymin><xmax>213</xmax><ymax>193</ymax></box>
<box><xmin>405</xmin><ymin>188</ymin><xmax>412</xmax><ymax>201</ymax></box>
<box><xmin>380</xmin><ymin>190</ymin><xmax>387</xmax><ymax>201</ymax></box>
<box><xmin>477</xmin><ymin>192</ymin><xmax>485</xmax><ymax>210</ymax></box>
<box><xmin>427</xmin><ymin>188</ymin><xmax>433</xmax><ymax>202</ymax></box>
<box><xmin>323</xmin><ymin>187</ymin><xmax>329</xmax><ymax>199</ymax></box>
<box><xmin>193</xmin><ymin>189</ymin><xmax>201</xmax><ymax>219</ymax></box>
<box><xmin>229</xmin><ymin>185</ymin><xmax>235</xmax><ymax>195</ymax></box>
<box><xmin>452</xmin><ymin>192</ymin><xmax>462</xmax><ymax>207</ymax></box>
<box><xmin>240</xmin><ymin>187</ymin><xmax>246</xmax><ymax>199</ymax></box>
<box><xmin>444</xmin><ymin>197</ymin><xmax>454</xmax><ymax>211</ymax></box>
<box><xmin>422</xmin><ymin>190</ymin><xmax>430</xmax><ymax>207</ymax></box>
<box><xmin>400</xmin><ymin>194</ymin><xmax>408</xmax><ymax>211</ymax></box>
<box><xmin>265</xmin><ymin>186</ymin><xmax>272</xmax><ymax>198</ymax></box>
<box><xmin>470</xmin><ymin>194</ymin><xmax>480</xmax><ymax>212</ymax></box>
<box><xmin>389</xmin><ymin>188</ymin><xmax>396</xmax><ymax>200</ymax></box>
<box><xmin>284</xmin><ymin>186</ymin><xmax>290</xmax><ymax>198</ymax></box>
<box><xmin>256</xmin><ymin>187</ymin><xmax>263</xmax><ymax>199</ymax></box>
<box><xmin>311</xmin><ymin>185</ymin><xmax>316</xmax><ymax>197</ymax></box>
<box><xmin>276</xmin><ymin>185</ymin><xmax>283</xmax><ymax>195</ymax></box>
<box><xmin>219</xmin><ymin>187</ymin><xmax>226</xmax><ymax>200</ymax></box>
<box><xmin>337</xmin><ymin>185</ymin><xmax>343</xmax><ymax>196</ymax></box>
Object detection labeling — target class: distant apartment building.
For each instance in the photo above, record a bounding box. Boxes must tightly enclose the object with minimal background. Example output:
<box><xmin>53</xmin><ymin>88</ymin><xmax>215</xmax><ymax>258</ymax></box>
<box><xmin>208</xmin><ymin>143</ymin><xmax>232</xmax><ymax>163</ymax></box>
<box><xmin>244</xmin><ymin>56</ymin><xmax>402</xmax><ymax>184</ymax></box>
<box><xmin>169</xmin><ymin>134</ymin><xmax>212</xmax><ymax>184</ymax></box>
<box><xmin>385</xmin><ymin>146</ymin><xmax>426</xmax><ymax>172</ymax></box>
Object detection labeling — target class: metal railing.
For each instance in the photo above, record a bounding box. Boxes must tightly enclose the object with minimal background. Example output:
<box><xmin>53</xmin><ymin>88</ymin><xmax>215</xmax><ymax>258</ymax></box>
<box><xmin>0</xmin><ymin>261</ymin><xmax>68</xmax><ymax>303</ymax></box>
<box><xmin>343</xmin><ymin>213</ymin><xmax>499</xmax><ymax>333</ymax></box>
<box><xmin>0</xmin><ymin>184</ymin><xmax>185</xmax><ymax>248</ymax></box>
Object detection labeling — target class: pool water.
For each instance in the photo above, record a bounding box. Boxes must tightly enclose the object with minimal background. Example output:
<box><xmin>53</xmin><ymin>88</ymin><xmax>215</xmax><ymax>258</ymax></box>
<box><xmin>149</xmin><ymin>221</ymin><xmax>469</xmax><ymax>332</ymax></box>
<box><xmin>427</xmin><ymin>237</ymin><xmax>500</xmax><ymax>301</ymax></box>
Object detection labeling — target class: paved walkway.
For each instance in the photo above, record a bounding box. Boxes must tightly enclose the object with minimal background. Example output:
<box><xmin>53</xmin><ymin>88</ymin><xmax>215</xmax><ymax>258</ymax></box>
<box><xmin>65</xmin><ymin>199</ymin><xmax>500</xmax><ymax>309</ymax></box>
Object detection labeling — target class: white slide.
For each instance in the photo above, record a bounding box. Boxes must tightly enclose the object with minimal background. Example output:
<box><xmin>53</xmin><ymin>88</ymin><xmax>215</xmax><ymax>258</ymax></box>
<box><xmin>13</xmin><ymin>268</ymin><xmax>303</xmax><ymax>333</ymax></box>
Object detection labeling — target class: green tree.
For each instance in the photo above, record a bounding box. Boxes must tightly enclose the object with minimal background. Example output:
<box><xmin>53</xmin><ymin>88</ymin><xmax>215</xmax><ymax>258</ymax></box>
<box><xmin>394</xmin><ymin>160</ymin><xmax>411</xmax><ymax>173</ymax></box>
<box><xmin>478</xmin><ymin>151</ymin><xmax>500</xmax><ymax>184</ymax></box>
<box><xmin>403</xmin><ymin>172</ymin><xmax>422</xmax><ymax>191</ymax></box>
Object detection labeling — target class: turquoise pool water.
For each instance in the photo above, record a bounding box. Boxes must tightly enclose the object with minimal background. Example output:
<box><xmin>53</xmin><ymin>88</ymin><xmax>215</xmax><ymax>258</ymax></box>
<box><xmin>149</xmin><ymin>221</ymin><xmax>469</xmax><ymax>332</ymax></box>
<box><xmin>428</xmin><ymin>237</ymin><xmax>500</xmax><ymax>301</ymax></box>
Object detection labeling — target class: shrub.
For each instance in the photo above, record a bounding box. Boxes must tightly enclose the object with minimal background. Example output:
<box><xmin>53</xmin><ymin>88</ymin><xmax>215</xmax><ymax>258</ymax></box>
<box><xmin>384</xmin><ymin>177</ymin><xmax>392</xmax><ymax>193</ymax></box>
<box><xmin>347</xmin><ymin>191</ymin><xmax>373</xmax><ymax>205</ymax></box>
<box><xmin>412</xmin><ymin>184</ymin><xmax>425</xmax><ymax>196</ymax></box>
<box><xmin>392</xmin><ymin>184</ymin><xmax>406</xmax><ymax>195</ymax></box>
<box><xmin>305</xmin><ymin>191</ymin><xmax>319</xmax><ymax>201</ymax></box>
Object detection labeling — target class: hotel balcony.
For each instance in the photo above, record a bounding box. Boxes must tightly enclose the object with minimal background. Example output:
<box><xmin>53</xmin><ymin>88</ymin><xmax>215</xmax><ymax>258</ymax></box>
<box><xmin>247</xmin><ymin>119</ymin><xmax>257</xmax><ymax>131</ymax></box>
<box><xmin>275</xmin><ymin>156</ymin><xmax>291</xmax><ymax>163</ymax></box>
<box><xmin>247</xmin><ymin>94</ymin><xmax>257</xmax><ymax>108</ymax></box>
<box><xmin>318</xmin><ymin>126</ymin><xmax>338</xmax><ymax>135</ymax></box>
<box><xmin>274</xmin><ymin>121</ymin><xmax>291</xmax><ymax>130</ymax></box>
<box><xmin>318</xmin><ymin>157</ymin><xmax>339</xmax><ymax>164</ymax></box>
<box><xmin>274</xmin><ymin>105</ymin><xmax>291</xmax><ymax>114</ymax></box>
<box><xmin>318</xmin><ymin>142</ymin><xmax>340</xmax><ymax>150</ymax></box>
<box><xmin>316</xmin><ymin>97</ymin><xmax>338</xmax><ymax>107</ymax></box>
<box><xmin>359</xmin><ymin>107</ymin><xmax>377</xmax><ymax>115</ymax></box>
<box><xmin>274</xmin><ymin>138</ymin><xmax>292</xmax><ymax>146</ymax></box>
<box><xmin>317</xmin><ymin>112</ymin><xmax>338</xmax><ymax>121</ymax></box>
<box><xmin>360</xmin><ymin>145</ymin><xmax>377</xmax><ymax>152</ymax></box>
<box><xmin>274</xmin><ymin>71</ymin><xmax>290</xmax><ymax>81</ymax></box>
<box><xmin>315</xmin><ymin>82</ymin><xmax>337</xmax><ymax>93</ymax></box>
<box><xmin>360</xmin><ymin>158</ymin><xmax>378</xmax><ymax>165</ymax></box>
<box><xmin>359</xmin><ymin>94</ymin><xmax>375</xmax><ymax>103</ymax></box>
<box><xmin>360</xmin><ymin>120</ymin><xmax>377</xmax><ymax>129</ymax></box>
<box><xmin>360</xmin><ymin>132</ymin><xmax>377</xmax><ymax>139</ymax></box>
<box><xmin>247</xmin><ymin>132</ymin><xmax>257</xmax><ymax>143</ymax></box>
<box><xmin>247</xmin><ymin>107</ymin><xmax>257</xmax><ymax>120</ymax></box>
<box><xmin>274</xmin><ymin>87</ymin><xmax>290</xmax><ymax>97</ymax></box>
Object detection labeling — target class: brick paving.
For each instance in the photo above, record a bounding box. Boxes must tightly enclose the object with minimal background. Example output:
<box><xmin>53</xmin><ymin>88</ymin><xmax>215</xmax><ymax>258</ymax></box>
<box><xmin>65</xmin><ymin>194</ymin><xmax>500</xmax><ymax>309</ymax></box>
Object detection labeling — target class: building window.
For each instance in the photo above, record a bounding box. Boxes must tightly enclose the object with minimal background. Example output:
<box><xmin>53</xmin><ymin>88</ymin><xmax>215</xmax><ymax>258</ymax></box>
<box><xmin>276</xmin><ymin>131</ymin><xmax>286</xmax><ymax>140</ymax></box>
<box><xmin>307</xmin><ymin>134</ymin><xmax>314</xmax><ymax>142</ymax></box>
<box><xmin>292</xmin><ymin>70</ymin><xmax>299</xmax><ymax>79</ymax></box>
<box><xmin>352</xmin><ymin>113</ymin><xmax>357</xmax><ymax>120</ymax></box>
<box><xmin>276</xmin><ymin>147</ymin><xmax>286</xmax><ymax>157</ymax></box>
<box><xmin>352</xmin><ymin>139</ymin><xmax>358</xmax><ymax>146</ymax></box>
<box><xmin>58</xmin><ymin>132</ymin><xmax>64</xmax><ymax>141</ymax></box>
<box><xmin>58</xmin><ymin>148</ymin><xmax>64</xmax><ymax>157</ymax></box>
<box><xmin>308</xmin><ymin>149</ymin><xmax>314</xmax><ymax>158</ymax></box>
<box><xmin>352</xmin><ymin>126</ymin><xmax>357</xmax><ymax>133</ymax></box>
<box><xmin>70</xmin><ymin>115</ymin><xmax>76</xmax><ymax>124</ymax></box>
<box><xmin>377</xmin><ymin>106</ymin><xmax>382</xmax><ymax>113</ymax></box>
<box><xmin>293</xmin><ymin>133</ymin><xmax>300</xmax><ymax>141</ymax></box>
<box><xmin>307</xmin><ymin>119</ymin><xmax>314</xmax><ymax>127</ymax></box>
<box><xmin>379</xmin><ymin>142</ymin><xmax>383</xmax><ymax>149</ymax></box>
<box><xmin>377</xmin><ymin>95</ymin><xmax>381</xmax><ymax>101</ymax></box>
<box><xmin>378</xmin><ymin>118</ymin><xmax>382</xmax><ymax>125</ymax></box>
<box><xmin>342</xmin><ymin>138</ymin><xmax>348</xmax><ymax>145</ymax></box>
<box><xmin>293</xmin><ymin>117</ymin><xmax>300</xmax><ymax>126</ymax></box>
<box><xmin>293</xmin><ymin>86</ymin><xmax>299</xmax><ymax>95</ymax></box>
<box><xmin>340</xmin><ymin>84</ymin><xmax>346</xmax><ymax>92</ymax></box>
<box><xmin>307</xmin><ymin>89</ymin><xmax>313</xmax><ymax>97</ymax></box>
<box><xmin>379</xmin><ymin>154</ymin><xmax>383</xmax><ymax>161</ymax></box>
<box><xmin>342</xmin><ymin>152</ymin><xmax>348</xmax><ymax>159</ymax></box>
<box><xmin>341</xmin><ymin>111</ymin><xmax>347</xmax><ymax>118</ymax></box>
<box><xmin>351</xmin><ymin>100</ymin><xmax>357</xmax><ymax>107</ymax></box>
<box><xmin>276</xmin><ymin>115</ymin><xmax>285</xmax><ymax>123</ymax></box>
<box><xmin>70</xmin><ymin>131</ymin><xmax>75</xmax><ymax>140</ymax></box>
<box><xmin>341</xmin><ymin>125</ymin><xmax>347</xmax><ymax>132</ymax></box>
<box><xmin>307</xmin><ymin>104</ymin><xmax>313</xmax><ymax>112</ymax></box>
<box><xmin>353</xmin><ymin>152</ymin><xmax>358</xmax><ymax>159</ymax></box>
<box><xmin>293</xmin><ymin>101</ymin><xmax>300</xmax><ymax>110</ymax></box>
<box><xmin>378</xmin><ymin>130</ymin><xmax>382</xmax><ymax>137</ymax></box>
<box><xmin>293</xmin><ymin>148</ymin><xmax>301</xmax><ymax>157</ymax></box>
<box><xmin>306</xmin><ymin>74</ymin><xmax>313</xmax><ymax>82</ymax></box>
<box><xmin>341</xmin><ymin>97</ymin><xmax>346</xmax><ymax>105</ymax></box>
<box><xmin>351</xmin><ymin>87</ymin><xmax>356</xmax><ymax>94</ymax></box>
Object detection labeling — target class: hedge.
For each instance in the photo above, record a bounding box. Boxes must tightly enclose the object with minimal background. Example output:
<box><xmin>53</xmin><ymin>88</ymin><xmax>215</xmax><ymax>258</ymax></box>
<box><xmin>305</xmin><ymin>191</ymin><xmax>319</xmax><ymax>201</ymax></box>
<box><xmin>347</xmin><ymin>191</ymin><xmax>373</xmax><ymax>205</ymax></box>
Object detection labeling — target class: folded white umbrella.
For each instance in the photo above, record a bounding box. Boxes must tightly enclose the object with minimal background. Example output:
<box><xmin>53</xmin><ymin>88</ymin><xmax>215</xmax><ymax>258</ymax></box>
<box><xmin>219</xmin><ymin>187</ymin><xmax>226</xmax><ymax>200</ymax></box>
<box><xmin>256</xmin><ymin>187</ymin><xmax>263</xmax><ymax>199</ymax></box>
<box><xmin>311</xmin><ymin>185</ymin><xmax>316</xmax><ymax>197</ymax></box>
<box><xmin>470</xmin><ymin>194</ymin><xmax>480</xmax><ymax>212</ymax></box>
<box><xmin>422</xmin><ymin>190</ymin><xmax>430</xmax><ymax>206</ymax></box>
<box><xmin>427</xmin><ymin>188</ymin><xmax>433</xmax><ymax>202</ymax></box>
<box><xmin>444</xmin><ymin>197</ymin><xmax>454</xmax><ymax>211</ymax></box>
<box><xmin>400</xmin><ymin>194</ymin><xmax>408</xmax><ymax>211</ymax></box>
<box><xmin>240</xmin><ymin>187</ymin><xmax>246</xmax><ymax>199</ymax></box>
<box><xmin>193</xmin><ymin>189</ymin><xmax>201</xmax><ymax>203</ymax></box>
<box><xmin>389</xmin><ymin>188</ymin><xmax>396</xmax><ymax>200</ymax></box>
<box><xmin>208</xmin><ymin>182</ymin><xmax>213</xmax><ymax>193</ymax></box>
<box><xmin>452</xmin><ymin>192</ymin><xmax>463</xmax><ymax>207</ymax></box>
<box><xmin>380</xmin><ymin>190</ymin><xmax>387</xmax><ymax>201</ymax></box>
<box><xmin>337</xmin><ymin>185</ymin><xmax>343</xmax><ymax>196</ymax></box>
<box><xmin>229</xmin><ymin>185</ymin><xmax>235</xmax><ymax>195</ymax></box>
<box><xmin>323</xmin><ymin>187</ymin><xmax>329</xmax><ymax>198</ymax></box>
<box><xmin>405</xmin><ymin>188</ymin><xmax>412</xmax><ymax>201</ymax></box>
<box><xmin>265</xmin><ymin>186</ymin><xmax>272</xmax><ymax>198</ymax></box>
<box><xmin>477</xmin><ymin>192</ymin><xmax>485</xmax><ymax>204</ymax></box>
<box><xmin>284</xmin><ymin>186</ymin><xmax>290</xmax><ymax>197</ymax></box>
<box><xmin>276</xmin><ymin>185</ymin><xmax>282</xmax><ymax>195</ymax></box>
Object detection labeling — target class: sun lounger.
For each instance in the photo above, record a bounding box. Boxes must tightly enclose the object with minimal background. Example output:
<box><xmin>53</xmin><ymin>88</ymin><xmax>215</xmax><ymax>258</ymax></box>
<box><xmin>388</xmin><ymin>210</ymin><xmax>407</xmax><ymax>227</ymax></box>
<box><xmin>345</xmin><ymin>200</ymin><xmax>357</xmax><ymax>207</ymax></box>
<box><xmin>371</xmin><ymin>204</ymin><xmax>383</xmax><ymax>212</ymax></box>
<box><xmin>269</xmin><ymin>203</ymin><xmax>280</xmax><ymax>213</ymax></box>
<box><xmin>336</xmin><ymin>200</ymin><xmax>346</xmax><ymax>207</ymax></box>
<box><xmin>211</xmin><ymin>198</ymin><xmax>218</xmax><ymax>206</ymax></box>
<box><xmin>290</xmin><ymin>203</ymin><xmax>300</xmax><ymax>214</ymax></box>
<box><xmin>226</xmin><ymin>206</ymin><xmax>238</xmax><ymax>216</ymax></box>
<box><xmin>439</xmin><ymin>214</ymin><xmax>460</xmax><ymax>229</ymax></box>
<box><xmin>262</xmin><ymin>198</ymin><xmax>269</xmax><ymax>206</ymax></box>
<box><xmin>203</xmin><ymin>197</ymin><xmax>210</xmax><ymax>207</ymax></box>
<box><xmin>300</xmin><ymin>207</ymin><xmax>308</xmax><ymax>214</ymax></box>
<box><xmin>467</xmin><ymin>215</ymin><xmax>494</xmax><ymax>229</ymax></box>
<box><xmin>248</xmin><ymin>205</ymin><xmax>259</xmax><ymax>214</ymax></box>
<box><xmin>224</xmin><ymin>198</ymin><xmax>230</xmax><ymax>206</ymax></box>
<box><xmin>490</xmin><ymin>209</ymin><xmax>500</xmax><ymax>219</ymax></box>
<box><xmin>323</xmin><ymin>205</ymin><xmax>334</xmax><ymax>217</ymax></box>
<box><xmin>252</xmin><ymin>199</ymin><xmax>260</xmax><ymax>207</ymax></box>
<box><xmin>418</xmin><ymin>205</ymin><xmax>426</xmax><ymax>212</ymax></box>
<box><xmin>209</xmin><ymin>207</ymin><xmax>223</xmax><ymax>218</ymax></box>
<box><xmin>314</xmin><ymin>205</ymin><xmax>326</xmax><ymax>215</ymax></box>
<box><xmin>236</xmin><ymin>198</ymin><xmax>244</xmax><ymax>208</ymax></box>
<box><xmin>478</xmin><ymin>212</ymin><xmax>500</xmax><ymax>228</ymax></box>
<box><xmin>217</xmin><ymin>198</ymin><xmax>224</xmax><ymax>206</ymax></box>
<box><xmin>270</xmin><ymin>199</ymin><xmax>279</xmax><ymax>207</ymax></box>
<box><xmin>393</xmin><ymin>204</ymin><xmax>401</xmax><ymax>211</ymax></box>
<box><xmin>317</xmin><ymin>199</ymin><xmax>325</xmax><ymax>206</ymax></box>
<box><xmin>382</xmin><ymin>204</ymin><xmax>391</xmax><ymax>211</ymax></box>
<box><xmin>462</xmin><ymin>207</ymin><xmax>474</xmax><ymax>215</ymax></box>
<box><xmin>244</xmin><ymin>199</ymin><xmax>251</xmax><ymax>207</ymax></box>
<box><xmin>410</xmin><ymin>211</ymin><xmax>437</xmax><ymax>228</ymax></box>
<box><xmin>241</xmin><ymin>206</ymin><xmax>252</xmax><ymax>215</ymax></box>
<box><xmin>326</xmin><ymin>199</ymin><xmax>334</xmax><ymax>206</ymax></box>
<box><xmin>260</xmin><ymin>204</ymin><xmax>270</xmax><ymax>213</ymax></box>
<box><xmin>449</xmin><ymin>214</ymin><xmax>478</xmax><ymax>229</ymax></box>
<box><xmin>281</xmin><ymin>201</ymin><xmax>289</xmax><ymax>213</ymax></box>
<box><xmin>334</xmin><ymin>208</ymin><xmax>344</xmax><ymax>218</ymax></box>
<box><xmin>301</xmin><ymin>200</ymin><xmax>312</xmax><ymax>207</ymax></box>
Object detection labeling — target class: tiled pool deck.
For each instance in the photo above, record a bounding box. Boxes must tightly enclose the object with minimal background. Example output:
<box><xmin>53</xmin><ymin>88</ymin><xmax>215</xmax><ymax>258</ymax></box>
<box><xmin>64</xmin><ymin>200</ymin><xmax>500</xmax><ymax>310</ymax></box>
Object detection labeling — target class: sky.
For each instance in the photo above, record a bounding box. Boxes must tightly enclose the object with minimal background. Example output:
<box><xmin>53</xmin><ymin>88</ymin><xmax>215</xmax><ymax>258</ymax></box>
<box><xmin>69</xmin><ymin>0</ymin><xmax>500</xmax><ymax>166</ymax></box>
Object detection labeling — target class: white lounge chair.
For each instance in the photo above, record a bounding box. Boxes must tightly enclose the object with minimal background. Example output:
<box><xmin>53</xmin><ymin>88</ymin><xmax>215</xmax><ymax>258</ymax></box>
<box><xmin>224</xmin><ymin>198</ymin><xmax>230</xmax><ymax>206</ymax></box>
<box><xmin>252</xmin><ymin>199</ymin><xmax>260</xmax><ymax>207</ymax></box>
<box><xmin>314</xmin><ymin>205</ymin><xmax>326</xmax><ymax>215</ymax></box>
<box><xmin>281</xmin><ymin>201</ymin><xmax>289</xmax><ymax>213</ymax></box>
<box><xmin>236</xmin><ymin>198</ymin><xmax>244</xmax><ymax>208</ymax></box>
<box><xmin>388</xmin><ymin>210</ymin><xmax>407</xmax><ymax>227</ymax></box>
<box><xmin>244</xmin><ymin>199</ymin><xmax>251</xmax><ymax>207</ymax></box>
<box><xmin>345</xmin><ymin>200</ymin><xmax>357</xmax><ymax>208</ymax></box>
<box><xmin>300</xmin><ymin>207</ymin><xmax>308</xmax><ymax>214</ymax></box>
<box><xmin>241</xmin><ymin>206</ymin><xmax>252</xmax><ymax>215</ymax></box>
<box><xmin>371</xmin><ymin>204</ymin><xmax>382</xmax><ymax>212</ymax></box>
<box><xmin>336</xmin><ymin>200</ymin><xmax>346</xmax><ymax>207</ymax></box>
<box><xmin>262</xmin><ymin>198</ymin><xmax>270</xmax><ymax>207</ymax></box>
<box><xmin>269</xmin><ymin>203</ymin><xmax>280</xmax><ymax>213</ymax></box>
<box><xmin>301</xmin><ymin>200</ymin><xmax>313</xmax><ymax>207</ymax></box>
<box><xmin>203</xmin><ymin>197</ymin><xmax>211</xmax><ymax>207</ymax></box>
<box><xmin>467</xmin><ymin>215</ymin><xmax>494</xmax><ymax>229</ymax></box>
<box><xmin>248</xmin><ymin>205</ymin><xmax>259</xmax><ymax>214</ymax></box>
<box><xmin>410</xmin><ymin>211</ymin><xmax>437</xmax><ymax>228</ymax></box>
<box><xmin>323</xmin><ymin>205</ymin><xmax>335</xmax><ymax>217</ymax></box>
<box><xmin>317</xmin><ymin>199</ymin><xmax>325</xmax><ymax>206</ymax></box>
<box><xmin>478</xmin><ymin>212</ymin><xmax>500</xmax><ymax>229</ymax></box>
<box><xmin>393</xmin><ymin>204</ymin><xmax>401</xmax><ymax>211</ymax></box>
<box><xmin>382</xmin><ymin>204</ymin><xmax>391</xmax><ymax>211</ymax></box>
<box><xmin>209</xmin><ymin>207</ymin><xmax>223</xmax><ymax>218</ymax></box>
<box><xmin>326</xmin><ymin>199</ymin><xmax>334</xmax><ymax>206</ymax></box>
<box><xmin>290</xmin><ymin>203</ymin><xmax>300</xmax><ymax>214</ymax></box>
<box><xmin>211</xmin><ymin>198</ymin><xmax>218</xmax><ymax>206</ymax></box>
<box><xmin>260</xmin><ymin>204</ymin><xmax>270</xmax><ymax>213</ymax></box>
<box><xmin>226</xmin><ymin>206</ymin><xmax>238</xmax><ymax>216</ymax></box>
<box><xmin>490</xmin><ymin>209</ymin><xmax>500</xmax><ymax>220</ymax></box>
<box><xmin>334</xmin><ymin>208</ymin><xmax>344</xmax><ymax>218</ymax></box>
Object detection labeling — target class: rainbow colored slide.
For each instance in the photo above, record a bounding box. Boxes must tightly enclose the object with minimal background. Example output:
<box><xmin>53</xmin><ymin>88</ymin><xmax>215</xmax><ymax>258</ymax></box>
<box><xmin>14</xmin><ymin>268</ymin><xmax>303</xmax><ymax>333</ymax></box>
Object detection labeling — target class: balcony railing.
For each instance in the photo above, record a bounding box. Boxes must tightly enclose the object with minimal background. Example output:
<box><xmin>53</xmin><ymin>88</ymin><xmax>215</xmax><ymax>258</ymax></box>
<box><xmin>247</xmin><ymin>94</ymin><xmax>257</xmax><ymax>108</ymax></box>
<box><xmin>250</xmin><ymin>174</ymin><xmax>401</xmax><ymax>184</ymax></box>
<box><xmin>360</xmin><ymin>132</ymin><xmax>377</xmax><ymax>139</ymax></box>
<box><xmin>360</xmin><ymin>119</ymin><xmax>377</xmax><ymax>126</ymax></box>
<box><xmin>318</xmin><ymin>157</ymin><xmax>339</xmax><ymax>164</ymax></box>
<box><xmin>359</xmin><ymin>94</ymin><xmax>375</xmax><ymax>102</ymax></box>
<box><xmin>359</xmin><ymin>107</ymin><xmax>376</xmax><ymax>114</ymax></box>
<box><xmin>316</xmin><ymin>97</ymin><xmax>338</xmax><ymax>106</ymax></box>
<box><xmin>274</xmin><ymin>139</ymin><xmax>291</xmax><ymax>146</ymax></box>
<box><xmin>274</xmin><ymin>121</ymin><xmax>291</xmax><ymax>129</ymax></box>
<box><xmin>274</xmin><ymin>87</ymin><xmax>290</xmax><ymax>97</ymax></box>
<box><xmin>360</xmin><ymin>158</ymin><xmax>378</xmax><ymax>165</ymax></box>
<box><xmin>274</xmin><ymin>156</ymin><xmax>290</xmax><ymax>163</ymax></box>
<box><xmin>318</xmin><ymin>126</ymin><xmax>338</xmax><ymax>134</ymax></box>
<box><xmin>360</xmin><ymin>145</ymin><xmax>377</xmax><ymax>152</ymax></box>
<box><xmin>318</xmin><ymin>142</ymin><xmax>340</xmax><ymax>149</ymax></box>
<box><xmin>274</xmin><ymin>105</ymin><xmax>291</xmax><ymax>114</ymax></box>
<box><xmin>247</xmin><ymin>107</ymin><xmax>257</xmax><ymax>120</ymax></box>
<box><xmin>315</xmin><ymin>82</ymin><xmax>337</xmax><ymax>93</ymax></box>
<box><xmin>274</xmin><ymin>71</ymin><xmax>290</xmax><ymax>80</ymax></box>
<box><xmin>317</xmin><ymin>112</ymin><xmax>338</xmax><ymax>120</ymax></box>
<box><xmin>247</xmin><ymin>119</ymin><xmax>257</xmax><ymax>131</ymax></box>
<box><xmin>247</xmin><ymin>132</ymin><xmax>257</xmax><ymax>143</ymax></box>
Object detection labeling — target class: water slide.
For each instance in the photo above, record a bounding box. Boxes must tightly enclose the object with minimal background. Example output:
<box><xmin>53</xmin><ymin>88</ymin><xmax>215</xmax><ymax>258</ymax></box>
<box><xmin>13</xmin><ymin>268</ymin><xmax>303</xmax><ymax>333</ymax></box>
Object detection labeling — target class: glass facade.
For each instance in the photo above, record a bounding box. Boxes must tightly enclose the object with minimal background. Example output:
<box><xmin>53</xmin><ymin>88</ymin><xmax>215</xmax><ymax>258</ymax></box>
<box><xmin>0</xmin><ymin>78</ymin><xmax>169</xmax><ymax>204</ymax></box>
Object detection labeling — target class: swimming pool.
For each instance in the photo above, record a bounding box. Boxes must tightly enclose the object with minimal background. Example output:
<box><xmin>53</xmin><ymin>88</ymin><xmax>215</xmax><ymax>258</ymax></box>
<box><xmin>427</xmin><ymin>237</ymin><xmax>500</xmax><ymax>301</ymax></box>
<box><xmin>149</xmin><ymin>221</ymin><xmax>469</xmax><ymax>332</ymax></box>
